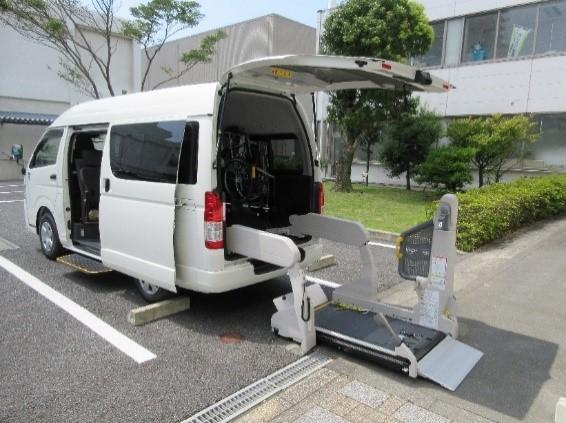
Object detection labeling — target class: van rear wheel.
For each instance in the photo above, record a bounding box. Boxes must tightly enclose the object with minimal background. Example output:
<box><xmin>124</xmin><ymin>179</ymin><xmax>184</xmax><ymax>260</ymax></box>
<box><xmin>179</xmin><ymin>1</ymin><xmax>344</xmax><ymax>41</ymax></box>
<box><xmin>135</xmin><ymin>279</ymin><xmax>173</xmax><ymax>303</ymax></box>
<box><xmin>39</xmin><ymin>212</ymin><xmax>63</xmax><ymax>260</ymax></box>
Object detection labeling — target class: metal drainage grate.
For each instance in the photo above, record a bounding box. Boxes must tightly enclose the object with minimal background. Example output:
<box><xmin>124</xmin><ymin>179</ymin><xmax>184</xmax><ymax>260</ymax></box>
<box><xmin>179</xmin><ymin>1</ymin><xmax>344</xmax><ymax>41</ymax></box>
<box><xmin>182</xmin><ymin>351</ymin><xmax>332</xmax><ymax>423</ymax></box>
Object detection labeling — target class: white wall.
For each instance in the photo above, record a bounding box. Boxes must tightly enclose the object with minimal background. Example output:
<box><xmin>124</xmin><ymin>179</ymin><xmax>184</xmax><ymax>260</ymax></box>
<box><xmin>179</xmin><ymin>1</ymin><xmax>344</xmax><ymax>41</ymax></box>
<box><xmin>0</xmin><ymin>25</ymin><xmax>139</xmax><ymax>107</ymax></box>
<box><xmin>418</xmin><ymin>55</ymin><xmax>566</xmax><ymax>117</ymax></box>
<box><xmin>0</xmin><ymin>26</ymin><xmax>78</xmax><ymax>106</ymax></box>
<box><xmin>419</xmin><ymin>0</ymin><xmax>541</xmax><ymax>21</ymax></box>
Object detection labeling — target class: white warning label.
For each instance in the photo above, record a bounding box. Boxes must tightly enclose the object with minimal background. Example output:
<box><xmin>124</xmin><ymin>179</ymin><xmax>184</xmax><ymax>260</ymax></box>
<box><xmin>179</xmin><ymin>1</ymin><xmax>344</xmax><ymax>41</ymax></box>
<box><xmin>430</xmin><ymin>256</ymin><xmax>447</xmax><ymax>289</ymax></box>
<box><xmin>419</xmin><ymin>288</ymin><xmax>439</xmax><ymax>329</ymax></box>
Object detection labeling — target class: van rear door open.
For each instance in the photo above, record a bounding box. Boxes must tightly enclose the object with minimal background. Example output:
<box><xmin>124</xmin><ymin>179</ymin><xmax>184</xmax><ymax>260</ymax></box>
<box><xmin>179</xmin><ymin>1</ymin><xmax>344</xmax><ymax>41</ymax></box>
<box><xmin>99</xmin><ymin>121</ymin><xmax>189</xmax><ymax>293</ymax></box>
<box><xmin>222</xmin><ymin>55</ymin><xmax>451</xmax><ymax>94</ymax></box>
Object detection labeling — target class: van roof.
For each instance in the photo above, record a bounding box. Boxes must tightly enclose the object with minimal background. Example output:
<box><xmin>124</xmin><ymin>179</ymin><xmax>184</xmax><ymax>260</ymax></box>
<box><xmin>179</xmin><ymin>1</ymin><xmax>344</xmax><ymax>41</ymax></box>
<box><xmin>51</xmin><ymin>82</ymin><xmax>219</xmax><ymax>128</ymax></box>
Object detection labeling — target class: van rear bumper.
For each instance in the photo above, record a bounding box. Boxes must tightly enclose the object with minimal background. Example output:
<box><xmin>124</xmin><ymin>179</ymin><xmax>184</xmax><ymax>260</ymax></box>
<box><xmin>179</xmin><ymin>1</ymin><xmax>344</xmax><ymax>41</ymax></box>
<box><xmin>175</xmin><ymin>241</ymin><xmax>323</xmax><ymax>293</ymax></box>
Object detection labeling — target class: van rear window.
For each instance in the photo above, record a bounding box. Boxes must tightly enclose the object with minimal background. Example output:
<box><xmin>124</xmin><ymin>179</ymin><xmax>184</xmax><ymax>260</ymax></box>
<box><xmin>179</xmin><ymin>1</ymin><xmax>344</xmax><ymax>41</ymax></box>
<box><xmin>109</xmin><ymin>121</ymin><xmax>185</xmax><ymax>183</ymax></box>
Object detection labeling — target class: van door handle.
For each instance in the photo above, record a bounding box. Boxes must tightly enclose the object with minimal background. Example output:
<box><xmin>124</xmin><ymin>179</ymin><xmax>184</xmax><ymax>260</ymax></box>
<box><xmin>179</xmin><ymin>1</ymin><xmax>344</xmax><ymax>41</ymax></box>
<box><xmin>103</xmin><ymin>178</ymin><xmax>110</xmax><ymax>192</ymax></box>
<box><xmin>50</xmin><ymin>174</ymin><xmax>56</xmax><ymax>180</ymax></box>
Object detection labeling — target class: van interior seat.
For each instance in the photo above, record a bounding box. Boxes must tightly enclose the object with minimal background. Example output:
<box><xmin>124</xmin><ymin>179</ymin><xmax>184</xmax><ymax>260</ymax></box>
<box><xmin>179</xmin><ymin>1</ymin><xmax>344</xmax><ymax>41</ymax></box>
<box><xmin>75</xmin><ymin>148</ymin><xmax>102</xmax><ymax>222</ymax></box>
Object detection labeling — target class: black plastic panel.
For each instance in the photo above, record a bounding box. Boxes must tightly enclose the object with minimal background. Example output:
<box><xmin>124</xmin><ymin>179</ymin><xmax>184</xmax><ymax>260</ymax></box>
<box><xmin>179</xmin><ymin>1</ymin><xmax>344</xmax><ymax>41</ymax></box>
<box><xmin>315</xmin><ymin>303</ymin><xmax>445</xmax><ymax>361</ymax></box>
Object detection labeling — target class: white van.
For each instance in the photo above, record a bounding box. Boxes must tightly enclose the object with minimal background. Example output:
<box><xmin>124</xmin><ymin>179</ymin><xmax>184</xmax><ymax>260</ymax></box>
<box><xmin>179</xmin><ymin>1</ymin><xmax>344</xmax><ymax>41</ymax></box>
<box><xmin>23</xmin><ymin>55</ymin><xmax>448</xmax><ymax>301</ymax></box>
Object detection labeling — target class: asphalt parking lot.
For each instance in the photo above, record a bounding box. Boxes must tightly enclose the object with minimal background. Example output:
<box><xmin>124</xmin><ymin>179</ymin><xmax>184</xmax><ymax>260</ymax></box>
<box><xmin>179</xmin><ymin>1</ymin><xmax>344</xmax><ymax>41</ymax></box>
<box><xmin>0</xmin><ymin>180</ymin><xmax>403</xmax><ymax>422</ymax></box>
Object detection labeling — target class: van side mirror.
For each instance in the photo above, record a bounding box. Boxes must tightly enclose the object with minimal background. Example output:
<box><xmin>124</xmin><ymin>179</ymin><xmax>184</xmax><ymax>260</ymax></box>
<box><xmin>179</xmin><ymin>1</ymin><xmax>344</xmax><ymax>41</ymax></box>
<box><xmin>11</xmin><ymin>144</ymin><xmax>23</xmax><ymax>165</ymax></box>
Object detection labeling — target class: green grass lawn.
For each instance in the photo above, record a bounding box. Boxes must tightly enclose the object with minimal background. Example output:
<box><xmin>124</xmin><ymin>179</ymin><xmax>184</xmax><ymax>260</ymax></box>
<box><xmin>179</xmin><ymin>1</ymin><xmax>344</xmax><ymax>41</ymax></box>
<box><xmin>323</xmin><ymin>182</ymin><xmax>439</xmax><ymax>233</ymax></box>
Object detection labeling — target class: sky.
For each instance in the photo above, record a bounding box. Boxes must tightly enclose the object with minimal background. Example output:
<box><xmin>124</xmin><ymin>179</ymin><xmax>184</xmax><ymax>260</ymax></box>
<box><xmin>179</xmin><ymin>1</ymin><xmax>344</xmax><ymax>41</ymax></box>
<box><xmin>116</xmin><ymin>0</ymin><xmax>332</xmax><ymax>38</ymax></box>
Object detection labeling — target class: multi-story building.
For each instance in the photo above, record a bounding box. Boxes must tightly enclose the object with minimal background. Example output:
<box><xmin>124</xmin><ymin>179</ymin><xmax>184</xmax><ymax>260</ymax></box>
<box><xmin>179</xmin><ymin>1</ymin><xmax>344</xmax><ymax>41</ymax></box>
<box><xmin>142</xmin><ymin>14</ymin><xmax>316</xmax><ymax>89</ymax></box>
<box><xmin>0</xmin><ymin>24</ymin><xmax>140</xmax><ymax>180</ymax></box>
<box><xmin>317</xmin><ymin>0</ymin><xmax>566</xmax><ymax>184</ymax></box>
<box><xmin>0</xmin><ymin>14</ymin><xmax>315</xmax><ymax>181</ymax></box>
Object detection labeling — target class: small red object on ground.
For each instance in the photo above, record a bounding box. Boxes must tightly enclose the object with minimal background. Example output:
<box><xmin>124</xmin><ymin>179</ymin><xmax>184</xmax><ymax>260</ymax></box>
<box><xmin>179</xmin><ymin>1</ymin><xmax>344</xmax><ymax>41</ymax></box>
<box><xmin>220</xmin><ymin>332</ymin><xmax>244</xmax><ymax>344</ymax></box>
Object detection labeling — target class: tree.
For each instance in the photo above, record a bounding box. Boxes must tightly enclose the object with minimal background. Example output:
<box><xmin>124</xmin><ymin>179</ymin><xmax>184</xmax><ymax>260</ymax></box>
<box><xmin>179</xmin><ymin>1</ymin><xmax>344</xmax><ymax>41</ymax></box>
<box><xmin>321</xmin><ymin>0</ymin><xmax>434</xmax><ymax>192</ymax></box>
<box><xmin>359</xmin><ymin>129</ymin><xmax>381</xmax><ymax>186</ymax></box>
<box><xmin>447</xmin><ymin>114</ymin><xmax>537</xmax><ymax>187</ymax></box>
<box><xmin>122</xmin><ymin>0</ymin><xmax>226</xmax><ymax>91</ymax></box>
<box><xmin>0</xmin><ymin>0</ymin><xmax>225</xmax><ymax>98</ymax></box>
<box><xmin>379</xmin><ymin>105</ymin><xmax>442</xmax><ymax>190</ymax></box>
<box><xmin>415</xmin><ymin>146</ymin><xmax>475</xmax><ymax>192</ymax></box>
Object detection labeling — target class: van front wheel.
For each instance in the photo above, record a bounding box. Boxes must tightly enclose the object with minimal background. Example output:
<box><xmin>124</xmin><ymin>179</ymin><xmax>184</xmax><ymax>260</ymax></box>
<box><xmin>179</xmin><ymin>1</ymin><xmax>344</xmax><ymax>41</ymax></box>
<box><xmin>39</xmin><ymin>212</ymin><xmax>63</xmax><ymax>260</ymax></box>
<box><xmin>135</xmin><ymin>279</ymin><xmax>173</xmax><ymax>303</ymax></box>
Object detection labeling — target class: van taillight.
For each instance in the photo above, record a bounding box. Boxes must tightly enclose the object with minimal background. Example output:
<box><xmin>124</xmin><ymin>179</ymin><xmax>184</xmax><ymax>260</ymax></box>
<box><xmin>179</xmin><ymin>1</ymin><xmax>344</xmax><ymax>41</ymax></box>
<box><xmin>204</xmin><ymin>191</ymin><xmax>224</xmax><ymax>249</ymax></box>
<box><xmin>315</xmin><ymin>182</ymin><xmax>324</xmax><ymax>214</ymax></box>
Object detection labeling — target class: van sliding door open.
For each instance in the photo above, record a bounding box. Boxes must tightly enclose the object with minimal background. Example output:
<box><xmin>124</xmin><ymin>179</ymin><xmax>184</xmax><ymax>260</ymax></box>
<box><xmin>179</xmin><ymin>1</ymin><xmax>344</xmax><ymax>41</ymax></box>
<box><xmin>99</xmin><ymin>121</ymin><xmax>189</xmax><ymax>292</ymax></box>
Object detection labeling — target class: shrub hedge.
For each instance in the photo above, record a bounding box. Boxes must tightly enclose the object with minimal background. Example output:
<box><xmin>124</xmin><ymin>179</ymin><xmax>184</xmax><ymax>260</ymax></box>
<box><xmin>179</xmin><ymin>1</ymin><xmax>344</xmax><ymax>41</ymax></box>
<box><xmin>455</xmin><ymin>175</ymin><xmax>566</xmax><ymax>252</ymax></box>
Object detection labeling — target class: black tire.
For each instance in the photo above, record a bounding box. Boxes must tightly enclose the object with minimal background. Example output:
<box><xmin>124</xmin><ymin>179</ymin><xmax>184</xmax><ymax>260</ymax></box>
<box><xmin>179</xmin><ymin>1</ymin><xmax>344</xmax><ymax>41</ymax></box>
<box><xmin>134</xmin><ymin>279</ymin><xmax>174</xmax><ymax>303</ymax></box>
<box><xmin>38</xmin><ymin>211</ymin><xmax>63</xmax><ymax>260</ymax></box>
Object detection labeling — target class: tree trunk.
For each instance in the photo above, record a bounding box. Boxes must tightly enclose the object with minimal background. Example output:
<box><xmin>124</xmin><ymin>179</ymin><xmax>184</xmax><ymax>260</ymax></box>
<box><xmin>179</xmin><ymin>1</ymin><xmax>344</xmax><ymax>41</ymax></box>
<box><xmin>405</xmin><ymin>165</ymin><xmax>411</xmax><ymax>191</ymax></box>
<box><xmin>478</xmin><ymin>167</ymin><xmax>484</xmax><ymax>187</ymax></box>
<box><xmin>334</xmin><ymin>140</ymin><xmax>356</xmax><ymax>192</ymax></box>
<box><xmin>365</xmin><ymin>145</ymin><xmax>371</xmax><ymax>186</ymax></box>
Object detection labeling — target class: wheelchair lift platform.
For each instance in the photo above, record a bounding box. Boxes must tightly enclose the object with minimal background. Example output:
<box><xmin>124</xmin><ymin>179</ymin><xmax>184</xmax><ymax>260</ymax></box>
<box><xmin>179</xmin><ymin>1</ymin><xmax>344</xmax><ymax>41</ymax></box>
<box><xmin>226</xmin><ymin>194</ymin><xmax>482</xmax><ymax>391</ymax></box>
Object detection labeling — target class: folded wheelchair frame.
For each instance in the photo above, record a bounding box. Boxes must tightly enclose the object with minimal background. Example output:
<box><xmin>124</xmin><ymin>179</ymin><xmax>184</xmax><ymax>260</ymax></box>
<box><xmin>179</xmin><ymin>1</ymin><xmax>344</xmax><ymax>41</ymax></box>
<box><xmin>226</xmin><ymin>194</ymin><xmax>482</xmax><ymax>391</ymax></box>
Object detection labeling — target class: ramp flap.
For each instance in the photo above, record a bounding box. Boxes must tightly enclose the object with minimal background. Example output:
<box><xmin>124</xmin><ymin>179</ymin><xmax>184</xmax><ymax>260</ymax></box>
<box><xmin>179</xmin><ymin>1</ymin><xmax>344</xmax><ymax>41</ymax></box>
<box><xmin>417</xmin><ymin>336</ymin><xmax>482</xmax><ymax>391</ymax></box>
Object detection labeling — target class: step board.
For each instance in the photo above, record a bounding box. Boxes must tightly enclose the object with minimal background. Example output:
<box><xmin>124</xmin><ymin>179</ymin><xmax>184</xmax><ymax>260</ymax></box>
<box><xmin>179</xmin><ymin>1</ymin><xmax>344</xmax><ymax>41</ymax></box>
<box><xmin>57</xmin><ymin>254</ymin><xmax>111</xmax><ymax>274</ymax></box>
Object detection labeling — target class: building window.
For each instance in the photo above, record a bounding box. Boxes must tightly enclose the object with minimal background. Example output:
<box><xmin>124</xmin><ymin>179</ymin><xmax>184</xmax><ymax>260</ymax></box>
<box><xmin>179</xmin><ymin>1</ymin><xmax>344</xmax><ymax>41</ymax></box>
<box><xmin>414</xmin><ymin>21</ymin><xmax>445</xmax><ymax>67</ymax></box>
<box><xmin>444</xmin><ymin>18</ymin><xmax>464</xmax><ymax>66</ymax></box>
<box><xmin>529</xmin><ymin>114</ymin><xmax>566</xmax><ymax>167</ymax></box>
<box><xmin>109</xmin><ymin>121</ymin><xmax>186</xmax><ymax>183</ymax></box>
<box><xmin>496</xmin><ymin>5</ymin><xmax>537</xmax><ymax>59</ymax></box>
<box><xmin>462</xmin><ymin>12</ymin><xmax>498</xmax><ymax>63</ymax></box>
<box><xmin>535</xmin><ymin>1</ymin><xmax>566</xmax><ymax>55</ymax></box>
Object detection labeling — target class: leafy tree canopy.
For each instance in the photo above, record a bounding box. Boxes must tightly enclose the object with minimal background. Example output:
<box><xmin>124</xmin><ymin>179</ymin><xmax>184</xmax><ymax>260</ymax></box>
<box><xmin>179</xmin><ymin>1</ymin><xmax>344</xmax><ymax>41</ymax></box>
<box><xmin>321</xmin><ymin>0</ymin><xmax>434</xmax><ymax>191</ymax></box>
<box><xmin>379</xmin><ymin>103</ymin><xmax>443</xmax><ymax>190</ymax></box>
<box><xmin>415</xmin><ymin>146</ymin><xmax>475</xmax><ymax>192</ymax></box>
<box><xmin>447</xmin><ymin>114</ymin><xmax>538</xmax><ymax>186</ymax></box>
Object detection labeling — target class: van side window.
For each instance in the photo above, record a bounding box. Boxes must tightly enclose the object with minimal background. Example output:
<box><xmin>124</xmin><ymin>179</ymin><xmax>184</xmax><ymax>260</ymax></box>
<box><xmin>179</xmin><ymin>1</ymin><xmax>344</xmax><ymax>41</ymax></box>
<box><xmin>177</xmin><ymin>122</ymin><xmax>199</xmax><ymax>185</ymax></box>
<box><xmin>30</xmin><ymin>129</ymin><xmax>63</xmax><ymax>168</ymax></box>
<box><xmin>109</xmin><ymin>121</ymin><xmax>185</xmax><ymax>183</ymax></box>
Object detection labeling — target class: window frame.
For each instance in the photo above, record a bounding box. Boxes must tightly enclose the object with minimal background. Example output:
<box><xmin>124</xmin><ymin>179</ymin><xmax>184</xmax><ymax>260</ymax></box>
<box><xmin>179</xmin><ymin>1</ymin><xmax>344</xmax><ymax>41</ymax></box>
<box><xmin>534</xmin><ymin>0</ymin><xmax>566</xmax><ymax>56</ymax></box>
<box><xmin>29</xmin><ymin>128</ymin><xmax>63</xmax><ymax>169</ymax></box>
<box><xmin>495</xmin><ymin>4</ymin><xmax>539</xmax><ymax>60</ymax></box>
<box><xmin>109</xmin><ymin>120</ymin><xmax>197</xmax><ymax>184</ymax></box>
<box><xmin>416</xmin><ymin>0</ymin><xmax>566</xmax><ymax>70</ymax></box>
<box><xmin>461</xmin><ymin>11</ymin><xmax>499</xmax><ymax>64</ymax></box>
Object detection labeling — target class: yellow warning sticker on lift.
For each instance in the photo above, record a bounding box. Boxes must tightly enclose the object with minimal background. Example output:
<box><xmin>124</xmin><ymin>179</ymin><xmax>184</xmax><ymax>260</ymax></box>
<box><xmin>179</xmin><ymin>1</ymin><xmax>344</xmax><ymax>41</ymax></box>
<box><xmin>271</xmin><ymin>67</ymin><xmax>293</xmax><ymax>79</ymax></box>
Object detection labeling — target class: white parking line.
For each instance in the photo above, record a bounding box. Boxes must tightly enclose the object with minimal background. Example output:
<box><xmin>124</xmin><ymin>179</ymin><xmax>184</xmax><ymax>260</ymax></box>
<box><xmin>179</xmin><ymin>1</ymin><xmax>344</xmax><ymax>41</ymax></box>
<box><xmin>368</xmin><ymin>241</ymin><xmax>396</xmax><ymax>249</ymax></box>
<box><xmin>0</xmin><ymin>256</ymin><xmax>156</xmax><ymax>364</ymax></box>
<box><xmin>0</xmin><ymin>191</ymin><xmax>24</xmax><ymax>194</ymax></box>
<box><xmin>0</xmin><ymin>200</ymin><xmax>24</xmax><ymax>203</ymax></box>
<box><xmin>0</xmin><ymin>184</ymin><xmax>24</xmax><ymax>188</ymax></box>
<box><xmin>305</xmin><ymin>275</ymin><xmax>342</xmax><ymax>289</ymax></box>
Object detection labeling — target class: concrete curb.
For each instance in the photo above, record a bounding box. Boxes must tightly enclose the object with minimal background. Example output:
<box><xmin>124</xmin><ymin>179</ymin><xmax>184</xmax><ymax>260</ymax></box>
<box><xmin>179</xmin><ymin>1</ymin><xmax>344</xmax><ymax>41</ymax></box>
<box><xmin>307</xmin><ymin>254</ymin><xmax>337</xmax><ymax>272</ymax></box>
<box><xmin>127</xmin><ymin>296</ymin><xmax>191</xmax><ymax>326</ymax></box>
<box><xmin>368</xmin><ymin>229</ymin><xmax>400</xmax><ymax>242</ymax></box>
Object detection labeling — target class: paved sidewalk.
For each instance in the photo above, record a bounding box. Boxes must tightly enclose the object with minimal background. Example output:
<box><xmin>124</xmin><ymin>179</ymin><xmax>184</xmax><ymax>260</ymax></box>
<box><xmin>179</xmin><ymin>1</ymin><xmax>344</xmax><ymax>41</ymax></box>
<box><xmin>235</xmin><ymin>366</ymin><xmax>492</xmax><ymax>422</ymax></box>
<box><xmin>235</xmin><ymin>216</ymin><xmax>566</xmax><ymax>422</ymax></box>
